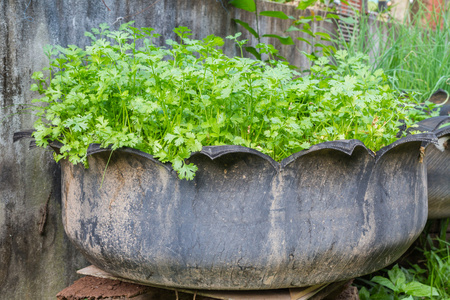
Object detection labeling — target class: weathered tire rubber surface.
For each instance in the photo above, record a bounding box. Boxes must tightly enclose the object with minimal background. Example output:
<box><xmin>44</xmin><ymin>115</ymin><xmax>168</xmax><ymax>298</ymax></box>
<box><xmin>411</xmin><ymin>117</ymin><xmax>450</xmax><ymax>219</ymax></box>
<box><xmin>427</xmin><ymin>132</ymin><xmax>450</xmax><ymax>219</ymax></box>
<box><xmin>55</xmin><ymin>134</ymin><xmax>436</xmax><ymax>290</ymax></box>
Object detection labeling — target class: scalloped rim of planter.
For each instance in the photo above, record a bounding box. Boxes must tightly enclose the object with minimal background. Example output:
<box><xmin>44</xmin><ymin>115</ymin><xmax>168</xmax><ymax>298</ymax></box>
<box><xmin>45</xmin><ymin>133</ymin><xmax>438</xmax><ymax>176</ymax></box>
<box><xmin>13</xmin><ymin>131</ymin><xmax>438</xmax><ymax>179</ymax></box>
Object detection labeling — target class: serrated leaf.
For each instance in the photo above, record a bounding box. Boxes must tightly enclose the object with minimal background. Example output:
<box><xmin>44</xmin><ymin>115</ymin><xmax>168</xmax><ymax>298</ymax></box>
<box><xmin>185</xmin><ymin>132</ymin><xmax>195</xmax><ymax>139</ymax></box>
<box><xmin>300</xmin><ymin>142</ymin><xmax>311</xmax><ymax>148</ymax></box>
<box><xmin>164</xmin><ymin>133</ymin><xmax>177</xmax><ymax>142</ymax></box>
<box><xmin>270</xmin><ymin>117</ymin><xmax>281</xmax><ymax>124</ymax></box>
<box><xmin>175</xmin><ymin>136</ymin><xmax>185</xmax><ymax>146</ymax></box>
<box><xmin>177</xmin><ymin>162</ymin><xmax>198</xmax><ymax>180</ymax></box>
<box><xmin>31</xmin><ymin>71</ymin><xmax>44</xmax><ymax>80</ymax></box>
<box><xmin>172</xmin><ymin>157</ymin><xmax>183</xmax><ymax>171</ymax></box>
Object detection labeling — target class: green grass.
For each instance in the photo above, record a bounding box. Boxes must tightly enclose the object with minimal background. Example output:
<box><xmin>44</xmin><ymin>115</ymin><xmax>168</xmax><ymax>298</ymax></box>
<box><xmin>414</xmin><ymin>219</ymin><xmax>450</xmax><ymax>298</ymax></box>
<box><xmin>333</xmin><ymin>2</ymin><xmax>450</xmax><ymax>103</ymax></box>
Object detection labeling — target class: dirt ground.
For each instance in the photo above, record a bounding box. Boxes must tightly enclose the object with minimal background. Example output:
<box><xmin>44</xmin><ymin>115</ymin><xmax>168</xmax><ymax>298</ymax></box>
<box><xmin>56</xmin><ymin>276</ymin><xmax>359</xmax><ymax>300</ymax></box>
<box><xmin>56</xmin><ymin>276</ymin><xmax>152</xmax><ymax>299</ymax></box>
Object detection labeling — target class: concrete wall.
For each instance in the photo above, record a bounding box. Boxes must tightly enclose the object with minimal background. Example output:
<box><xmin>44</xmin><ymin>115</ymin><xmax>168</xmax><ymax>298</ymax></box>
<box><xmin>0</xmin><ymin>1</ymin><xmax>337</xmax><ymax>298</ymax></box>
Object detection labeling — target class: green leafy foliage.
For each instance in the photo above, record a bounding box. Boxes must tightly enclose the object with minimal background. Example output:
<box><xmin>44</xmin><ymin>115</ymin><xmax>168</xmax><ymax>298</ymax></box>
<box><xmin>370</xmin><ymin>265</ymin><xmax>440</xmax><ymax>298</ymax></box>
<box><xmin>31</xmin><ymin>24</ymin><xmax>428</xmax><ymax>180</ymax></box>
<box><xmin>359</xmin><ymin>262</ymin><xmax>447</xmax><ymax>300</ymax></box>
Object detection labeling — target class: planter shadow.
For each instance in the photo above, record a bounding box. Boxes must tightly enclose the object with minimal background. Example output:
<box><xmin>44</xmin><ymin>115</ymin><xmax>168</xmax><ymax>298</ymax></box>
<box><xmin>15</xmin><ymin>133</ymin><xmax>437</xmax><ymax>290</ymax></box>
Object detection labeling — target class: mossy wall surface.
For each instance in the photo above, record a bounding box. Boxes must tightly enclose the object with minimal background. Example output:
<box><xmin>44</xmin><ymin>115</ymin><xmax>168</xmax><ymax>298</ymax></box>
<box><xmin>0</xmin><ymin>1</ymin><xmax>336</xmax><ymax>298</ymax></box>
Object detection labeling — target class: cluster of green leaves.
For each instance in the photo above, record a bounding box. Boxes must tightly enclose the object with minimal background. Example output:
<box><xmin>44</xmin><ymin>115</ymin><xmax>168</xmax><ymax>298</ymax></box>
<box><xmin>31</xmin><ymin>23</ymin><xmax>426</xmax><ymax>179</ymax></box>
<box><xmin>229</xmin><ymin>0</ymin><xmax>339</xmax><ymax>61</ymax></box>
<box><xmin>359</xmin><ymin>264</ymin><xmax>441</xmax><ymax>299</ymax></box>
<box><xmin>229</xmin><ymin>0</ymin><xmax>294</xmax><ymax>61</ymax></box>
<box><xmin>357</xmin><ymin>220</ymin><xmax>450</xmax><ymax>299</ymax></box>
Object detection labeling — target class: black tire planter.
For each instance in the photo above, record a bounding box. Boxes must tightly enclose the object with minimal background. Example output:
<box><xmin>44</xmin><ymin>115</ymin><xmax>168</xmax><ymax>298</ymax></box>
<box><xmin>428</xmin><ymin>89</ymin><xmax>450</xmax><ymax>116</ymax></box>
<box><xmin>409</xmin><ymin>117</ymin><xmax>450</xmax><ymax>219</ymax></box>
<box><xmin>46</xmin><ymin>134</ymin><xmax>437</xmax><ymax>291</ymax></box>
<box><xmin>13</xmin><ymin>132</ymin><xmax>437</xmax><ymax>289</ymax></box>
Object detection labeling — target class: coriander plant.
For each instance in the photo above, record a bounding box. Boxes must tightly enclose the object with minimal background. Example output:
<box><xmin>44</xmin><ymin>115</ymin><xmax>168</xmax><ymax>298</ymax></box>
<box><xmin>31</xmin><ymin>22</ymin><xmax>427</xmax><ymax>179</ymax></box>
